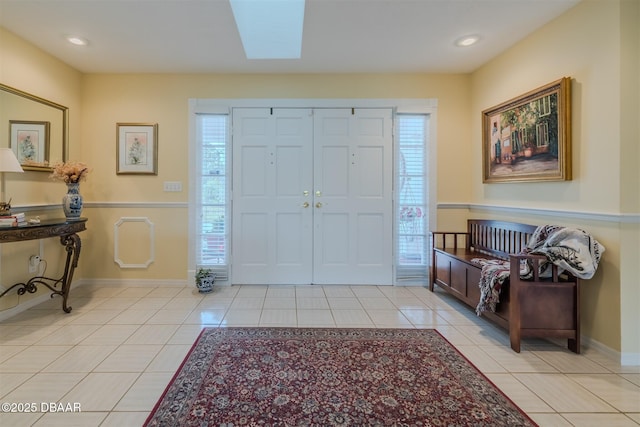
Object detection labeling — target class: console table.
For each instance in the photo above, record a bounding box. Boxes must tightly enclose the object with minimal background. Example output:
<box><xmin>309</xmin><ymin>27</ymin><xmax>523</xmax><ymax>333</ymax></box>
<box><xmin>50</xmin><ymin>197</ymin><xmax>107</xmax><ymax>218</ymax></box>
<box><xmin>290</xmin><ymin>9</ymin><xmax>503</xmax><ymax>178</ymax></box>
<box><xmin>0</xmin><ymin>218</ymin><xmax>87</xmax><ymax>313</ymax></box>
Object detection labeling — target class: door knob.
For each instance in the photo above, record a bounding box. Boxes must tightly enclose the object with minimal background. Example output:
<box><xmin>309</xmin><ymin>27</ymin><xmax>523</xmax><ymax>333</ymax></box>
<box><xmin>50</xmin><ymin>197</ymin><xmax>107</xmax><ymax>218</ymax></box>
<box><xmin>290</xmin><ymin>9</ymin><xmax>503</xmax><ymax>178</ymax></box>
<box><xmin>315</xmin><ymin>202</ymin><xmax>322</xmax><ymax>208</ymax></box>
<box><xmin>302</xmin><ymin>202</ymin><xmax>309</xmax><ymax>208</ymax></box>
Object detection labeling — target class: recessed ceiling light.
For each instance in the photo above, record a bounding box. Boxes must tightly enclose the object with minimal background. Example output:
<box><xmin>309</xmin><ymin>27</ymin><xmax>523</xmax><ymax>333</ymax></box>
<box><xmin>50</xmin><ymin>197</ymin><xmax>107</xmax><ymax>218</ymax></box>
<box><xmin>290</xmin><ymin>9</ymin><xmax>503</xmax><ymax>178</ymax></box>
<box><xmin>66</xmin><ymin>36</ymin><xmax>88</xmax><ymax>46</ymax></box>
<box><xmin>455</xmin><ymin>35</ymin><xmax>480</xmax><ymax>47</ymax></box>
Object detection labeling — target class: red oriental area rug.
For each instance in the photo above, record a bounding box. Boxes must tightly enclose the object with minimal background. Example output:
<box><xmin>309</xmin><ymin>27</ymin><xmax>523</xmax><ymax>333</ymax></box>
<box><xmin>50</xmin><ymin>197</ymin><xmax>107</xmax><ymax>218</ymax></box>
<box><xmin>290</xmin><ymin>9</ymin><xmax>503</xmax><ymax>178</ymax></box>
<box><xmin>144</xmin><ymin>328</ymin><xmax>537</xmax><ymax>426</ymax></box>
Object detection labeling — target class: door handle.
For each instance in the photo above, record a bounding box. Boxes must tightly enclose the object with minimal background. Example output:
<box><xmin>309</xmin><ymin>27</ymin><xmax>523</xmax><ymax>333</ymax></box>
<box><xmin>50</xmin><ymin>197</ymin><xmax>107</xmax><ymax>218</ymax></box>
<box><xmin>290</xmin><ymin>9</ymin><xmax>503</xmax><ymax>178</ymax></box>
<box><xmin>315</xmin><ymin>202</ymin><xmax>322</xmax><ymax>208</ymax></box>
<box><xmin>302</xmin><ymin>202</ymin><xmax>309</xmax><ymax>208</ymax></box>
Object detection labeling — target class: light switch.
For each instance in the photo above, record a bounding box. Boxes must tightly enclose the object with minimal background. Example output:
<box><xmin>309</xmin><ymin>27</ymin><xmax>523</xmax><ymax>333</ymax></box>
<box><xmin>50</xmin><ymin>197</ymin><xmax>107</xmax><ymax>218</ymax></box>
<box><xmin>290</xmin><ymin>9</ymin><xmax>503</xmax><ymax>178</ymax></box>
<box><xmin>163</xmin><ymin>181</ymin><xmax>182</xmax><ymax>192</ymax></box>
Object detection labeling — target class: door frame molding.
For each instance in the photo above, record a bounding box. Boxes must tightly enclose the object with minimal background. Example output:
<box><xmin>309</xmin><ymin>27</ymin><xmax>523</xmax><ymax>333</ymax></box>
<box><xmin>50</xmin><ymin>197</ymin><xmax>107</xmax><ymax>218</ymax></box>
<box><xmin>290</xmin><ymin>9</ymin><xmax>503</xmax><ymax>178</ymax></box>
<box><xmin>188</xmin><ymin>98</ymin><xmax>438</xmax><ymax>285</ymax></box>
<box><xmin>190</xmin><ymin>98</ymin><xmax>437</xmax><ymax>111</ymax></box>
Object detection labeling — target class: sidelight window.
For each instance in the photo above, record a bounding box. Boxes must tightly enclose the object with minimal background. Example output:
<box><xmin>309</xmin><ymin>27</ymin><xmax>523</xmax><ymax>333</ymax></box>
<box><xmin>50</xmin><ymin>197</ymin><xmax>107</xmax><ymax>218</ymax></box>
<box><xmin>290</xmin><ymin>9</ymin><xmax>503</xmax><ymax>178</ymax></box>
<box><xmin>396</xmin><ymin>114</ymin><xmax>429</xmax><ymax>283</ymax></box>
<box><xmin>195</xmin><ymin>114</ymin><xmax>229</xmax><ymax>281</ymax></box>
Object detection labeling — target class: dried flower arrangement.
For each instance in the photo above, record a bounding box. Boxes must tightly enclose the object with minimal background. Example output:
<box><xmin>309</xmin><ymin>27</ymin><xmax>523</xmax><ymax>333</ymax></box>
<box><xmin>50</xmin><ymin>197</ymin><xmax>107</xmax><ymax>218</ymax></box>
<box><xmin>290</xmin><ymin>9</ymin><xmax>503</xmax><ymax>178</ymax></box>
<box><xmin>50</xmin><ymin>161</ymin><xmax>90</xmax><ymax>184</ymax></box>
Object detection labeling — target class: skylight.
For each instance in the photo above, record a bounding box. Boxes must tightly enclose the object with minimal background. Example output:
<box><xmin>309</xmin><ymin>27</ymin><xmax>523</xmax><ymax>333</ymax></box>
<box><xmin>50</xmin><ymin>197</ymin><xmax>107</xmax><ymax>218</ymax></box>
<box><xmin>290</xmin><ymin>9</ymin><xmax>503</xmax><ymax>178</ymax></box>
<box><xmin>230</xmin><ymin>0</ymin><xmax>305</xmax><ymax>59</ymax></box>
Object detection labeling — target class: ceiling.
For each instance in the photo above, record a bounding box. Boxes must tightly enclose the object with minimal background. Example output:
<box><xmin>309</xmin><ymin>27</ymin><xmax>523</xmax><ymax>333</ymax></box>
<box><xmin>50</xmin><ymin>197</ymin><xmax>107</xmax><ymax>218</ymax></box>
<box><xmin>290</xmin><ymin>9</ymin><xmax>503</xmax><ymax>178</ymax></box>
<box><xmin>0</xmin><ymin>0</ymin><xmax>580</xmax><ymax>74</ymax></box>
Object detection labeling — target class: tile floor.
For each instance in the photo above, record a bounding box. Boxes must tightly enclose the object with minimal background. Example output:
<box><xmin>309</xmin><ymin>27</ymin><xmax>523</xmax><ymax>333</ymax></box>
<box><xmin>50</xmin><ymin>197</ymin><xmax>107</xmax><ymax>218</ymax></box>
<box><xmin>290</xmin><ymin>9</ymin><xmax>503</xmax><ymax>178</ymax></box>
<box><xmin>0</xmin><ymin>284</ymin><xmax>638</xmax><ymax>426</ymax></box>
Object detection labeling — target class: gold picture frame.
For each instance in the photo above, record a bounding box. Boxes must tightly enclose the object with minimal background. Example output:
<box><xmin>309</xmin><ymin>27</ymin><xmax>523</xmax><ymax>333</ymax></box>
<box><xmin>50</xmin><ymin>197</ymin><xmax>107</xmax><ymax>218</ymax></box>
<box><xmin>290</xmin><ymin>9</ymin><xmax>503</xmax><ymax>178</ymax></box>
<box><xmin>116</xmin><ymin>123</ymin><xmax>158</xmax><ymax>175</ymax></box>
<box><xmin>482</xmin><ymin>77</ymin><xmax>571</xmax><ymax>183</ymax></box>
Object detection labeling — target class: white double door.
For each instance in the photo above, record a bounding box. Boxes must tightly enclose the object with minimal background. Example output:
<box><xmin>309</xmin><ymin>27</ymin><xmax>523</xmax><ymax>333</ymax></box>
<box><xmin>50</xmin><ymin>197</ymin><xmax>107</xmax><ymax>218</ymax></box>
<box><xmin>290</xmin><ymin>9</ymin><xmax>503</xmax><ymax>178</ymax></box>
<box><xmin>232</xmin><ymin>107</ymin><xmax>392</xmax><ymax>285</ymax></box>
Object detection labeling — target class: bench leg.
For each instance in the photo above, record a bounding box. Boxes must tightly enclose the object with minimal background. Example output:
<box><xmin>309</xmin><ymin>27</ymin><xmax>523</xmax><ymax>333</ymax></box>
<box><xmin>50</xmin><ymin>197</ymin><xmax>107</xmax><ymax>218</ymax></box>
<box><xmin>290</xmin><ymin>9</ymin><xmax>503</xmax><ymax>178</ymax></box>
<box><xmin>509</xmin><ymin>276</ymin><xmax>522</xmax><ymax>353</ymax></box>
<box><xmin>568</xmin><ymin>337</ymin><xmax>580</xmax><ymax>354</ymax></box>
<box><xmin>510</xmin><ymin>331</ymin><xmax>522</xmax><ymax>353</ymax></box>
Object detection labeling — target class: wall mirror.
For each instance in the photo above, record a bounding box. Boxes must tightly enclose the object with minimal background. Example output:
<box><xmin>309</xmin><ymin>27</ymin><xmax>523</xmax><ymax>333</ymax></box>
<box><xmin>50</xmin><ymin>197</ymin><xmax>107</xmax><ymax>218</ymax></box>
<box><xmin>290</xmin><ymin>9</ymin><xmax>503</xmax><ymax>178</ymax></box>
<box><xmin>0</xmin><ymin>83</ymin><xmax>68</xmax><ymax>172</ymax></box>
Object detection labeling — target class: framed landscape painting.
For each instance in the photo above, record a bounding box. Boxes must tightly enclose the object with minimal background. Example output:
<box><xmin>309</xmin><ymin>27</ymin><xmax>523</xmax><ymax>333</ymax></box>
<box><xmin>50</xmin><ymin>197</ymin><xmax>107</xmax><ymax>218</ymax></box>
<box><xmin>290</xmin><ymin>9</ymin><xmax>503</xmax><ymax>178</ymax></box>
<box><xmin>482</xmin><ymin>77</ymin><xmax>572</xmax><ymax>183</ymax></box>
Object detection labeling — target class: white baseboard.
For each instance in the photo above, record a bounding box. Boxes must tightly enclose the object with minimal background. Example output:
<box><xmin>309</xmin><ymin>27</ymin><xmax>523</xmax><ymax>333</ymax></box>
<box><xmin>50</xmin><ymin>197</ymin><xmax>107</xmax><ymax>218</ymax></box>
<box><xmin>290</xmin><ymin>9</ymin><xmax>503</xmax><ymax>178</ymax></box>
<box><xmin>582</xmin><ymin>334</ymin><xmax>640</xmax><ymax>367</ymax></box>
<box><xmin>621</xmin><ymin>352</ymin><xmax>640</xmax><ymax>366</ymax></box>
<box><xmin>75</xmin><ymin>278</ymin><xmax>189</xmax><ymax>287</ymax></box>
<box><xmin>0</xmin><ymin>292</ymin><xmax>55</xmax><ymax>322</ymax></box>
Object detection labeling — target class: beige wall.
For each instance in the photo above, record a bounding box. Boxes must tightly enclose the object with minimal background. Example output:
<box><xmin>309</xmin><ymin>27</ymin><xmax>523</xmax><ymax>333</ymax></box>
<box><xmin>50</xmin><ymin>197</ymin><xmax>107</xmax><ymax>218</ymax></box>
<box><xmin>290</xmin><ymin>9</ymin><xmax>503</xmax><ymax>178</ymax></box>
<box><xmin>0</xmin><ymin>0</ymin><xmax>638</xmax><ymax>360</ymax></box>
<box><xmin>0</xmin><ymin>28</ymin><xmax>83</xmax><ymax>308</ymax></box>
<box><xmin>0</xmin><ymin>30</ymin><xmax>472</xmax><ymax>304</ymax></box>
<box><xmin>619</xmin><ymin>0</ymin><xmax>640</xmax><ymax>364</ymax></box>
<box><xmin>80</xmin><ymin>73</ymin><xmax>471</xmax><ymax>203</ymax></box>
<box><xmin>469</xmin><ymin>0</ymin><xmax>639</xmax><ymax>358</ymax></box>
<box><xmin>78</xmin><ymin>73</ymin><xmax>470</xmax><ymax>281</ymax></box>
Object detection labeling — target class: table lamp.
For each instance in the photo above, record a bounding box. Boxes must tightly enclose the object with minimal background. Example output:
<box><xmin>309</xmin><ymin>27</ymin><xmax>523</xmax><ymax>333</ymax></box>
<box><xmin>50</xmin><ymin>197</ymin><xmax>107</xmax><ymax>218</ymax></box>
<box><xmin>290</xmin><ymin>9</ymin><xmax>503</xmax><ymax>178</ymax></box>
<box><xmin>0</xmin><ymin>148</ymin><xmax>24</xmax><ymax>216</ymax></box>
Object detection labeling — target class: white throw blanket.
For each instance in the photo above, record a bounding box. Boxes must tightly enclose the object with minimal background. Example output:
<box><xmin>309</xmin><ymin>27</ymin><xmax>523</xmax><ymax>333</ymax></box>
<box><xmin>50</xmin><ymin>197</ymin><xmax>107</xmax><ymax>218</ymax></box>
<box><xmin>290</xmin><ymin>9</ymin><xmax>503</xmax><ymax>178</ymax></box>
<box><xmin>474</xmin><ymin>225</ymin><xmax>605</xmax><ymax>315</ymax></box>
<box><xmin>521</xmin><ymin>225</ymin><xmax>605</xmax><ymax>280</ymax></box>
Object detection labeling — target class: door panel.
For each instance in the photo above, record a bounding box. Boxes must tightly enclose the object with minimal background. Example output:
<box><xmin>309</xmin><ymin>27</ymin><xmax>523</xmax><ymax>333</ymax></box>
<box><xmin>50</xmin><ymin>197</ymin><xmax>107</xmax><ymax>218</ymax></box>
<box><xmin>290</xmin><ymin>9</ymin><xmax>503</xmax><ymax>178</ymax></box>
<box><xmin>239</xmin><ymin>146</ymin><xmax>268</xmax><ymax>196</ymax></box>
<box><xmin>320</xmin><ymin>146</ymin><xmax>350</xmax><ymax>196</ymax></box>
<box><xmin>357</xmin><ymin>146</ymin><xmax>384</xmax><ymax>196</ymax></box>
<box><xmin>276</xmin><ymin>146</ymin><xmax>305</xmax><ymax>196</ymax></box>
<box><xmin>313</xmin><ymin>108</ymin><xmax>393</xmax><ymax>285</ymax></box>
<box><xmin>232</xmin><ymin>107</ymin><xmax>392</xmax><ymax>285</ymax></box>
<box><xmin>320</xmin><ymin>213</ymin><xmax>349</xmax><ymax>265</ymax></box>
<box><xmin>357</xmin><ymin>213</ymin><xmax>385</xmax><ymax>264</ymax></box>
<box><xmin>232</xmin><ymin>108</ymin><xmax>313</xmax><ymax>284</ymax></box>
<box><xmin>276</xmin><ymin>212</ymin><xmax>305</xmax><ymax>264</ymax></box>
<box><xmin>239</xmin><ymin>212</ymin><xmax>268</xmax><ymax>265</ymax></box>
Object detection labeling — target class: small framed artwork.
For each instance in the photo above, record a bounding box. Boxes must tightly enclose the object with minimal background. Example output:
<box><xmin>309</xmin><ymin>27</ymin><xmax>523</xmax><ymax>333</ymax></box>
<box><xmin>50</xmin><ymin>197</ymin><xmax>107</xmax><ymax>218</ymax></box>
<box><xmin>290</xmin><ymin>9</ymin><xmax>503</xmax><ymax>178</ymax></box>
<box><xmin>10</xmin><ymin>120</ymin><xmax>50</xmax><ymax>165</ymax></box>
<box><xmin>482</xmin><ymin>77</ymin><xmax>572</xmax><ymax>183</ymax></box>
<box><xmin>116</xmin><ymin>123</ymin><xmax>158</xmax><ymax>175</ymax></box>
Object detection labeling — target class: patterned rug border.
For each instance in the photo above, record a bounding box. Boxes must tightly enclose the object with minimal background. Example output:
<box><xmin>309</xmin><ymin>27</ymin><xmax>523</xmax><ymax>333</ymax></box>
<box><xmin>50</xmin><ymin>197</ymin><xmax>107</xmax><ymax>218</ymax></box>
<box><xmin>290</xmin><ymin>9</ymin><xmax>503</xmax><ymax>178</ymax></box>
<box><xmin>145</xmin><ymin>327</ymin><xmax>538</xmax><ymax>427</ymax></box>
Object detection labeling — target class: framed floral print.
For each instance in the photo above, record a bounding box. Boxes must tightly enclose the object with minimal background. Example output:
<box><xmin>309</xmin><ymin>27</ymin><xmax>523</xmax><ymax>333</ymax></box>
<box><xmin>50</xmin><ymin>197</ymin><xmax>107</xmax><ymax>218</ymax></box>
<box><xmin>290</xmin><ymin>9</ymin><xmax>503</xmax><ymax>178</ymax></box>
<box><xmin>10</xmin><ymin>120</ymin><xmax>50</xmax><ymax>166</ymax></box>
<box><xmin>482</xmin><ymin>77</ymin><xmax>571</xmax><ymax>183</ymax></box>
<box><xmin>116</xmin><ymin>123</ymin><xmax>158</xmax><ymax>175</ymax></box>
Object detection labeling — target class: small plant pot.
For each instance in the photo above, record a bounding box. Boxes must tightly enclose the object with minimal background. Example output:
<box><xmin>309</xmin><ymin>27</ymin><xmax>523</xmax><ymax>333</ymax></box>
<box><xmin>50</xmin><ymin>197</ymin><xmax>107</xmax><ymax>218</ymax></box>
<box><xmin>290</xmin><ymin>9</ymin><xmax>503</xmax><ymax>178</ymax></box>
<box><xmin>195</xmin><ymin>270</ymin><xmax>215</xmax><ymax>293</ymax></box>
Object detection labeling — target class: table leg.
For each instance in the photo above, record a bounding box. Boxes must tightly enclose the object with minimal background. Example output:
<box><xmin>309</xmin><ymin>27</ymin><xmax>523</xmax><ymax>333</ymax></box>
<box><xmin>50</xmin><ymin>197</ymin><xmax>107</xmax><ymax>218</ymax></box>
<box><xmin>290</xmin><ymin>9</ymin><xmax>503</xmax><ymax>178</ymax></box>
<box><xmin>58</xmin><ymin>233</ymin><xmax>82</xmax><ymax>313</ymax></box>
<box><xmin>0</xmin><ymin>232</ymin><xmax>82</xmax><ymax>313</ymax></box>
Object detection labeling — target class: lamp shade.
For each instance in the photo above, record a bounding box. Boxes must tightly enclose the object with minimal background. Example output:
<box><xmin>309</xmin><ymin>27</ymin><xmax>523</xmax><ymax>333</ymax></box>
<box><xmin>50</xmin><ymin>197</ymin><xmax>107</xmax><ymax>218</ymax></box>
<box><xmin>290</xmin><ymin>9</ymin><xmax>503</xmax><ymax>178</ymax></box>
<box><xmin>0</xmin><ymin>148</ymin><xmax>24</xmax><ymax>173</ymax></box>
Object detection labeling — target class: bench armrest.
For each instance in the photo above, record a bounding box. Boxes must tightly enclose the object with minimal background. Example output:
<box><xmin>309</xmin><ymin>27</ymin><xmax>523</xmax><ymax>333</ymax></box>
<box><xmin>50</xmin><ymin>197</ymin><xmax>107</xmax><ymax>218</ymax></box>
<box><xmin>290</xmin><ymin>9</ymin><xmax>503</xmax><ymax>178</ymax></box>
<box><xmin>509</xmin><ymin>253</ymin><xmax>562</xmax><ymax>282</ymax></box>
<box><xmin>430</xmin><ymin>231</ymin><xmax>470</xmax><ymax>250</ymax></box>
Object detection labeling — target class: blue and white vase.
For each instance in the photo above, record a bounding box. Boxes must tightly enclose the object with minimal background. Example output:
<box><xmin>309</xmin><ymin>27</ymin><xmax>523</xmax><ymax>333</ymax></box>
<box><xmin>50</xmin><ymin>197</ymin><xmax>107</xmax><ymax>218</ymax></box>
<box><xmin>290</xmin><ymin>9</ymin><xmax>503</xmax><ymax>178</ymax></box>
<box><xmin>62</xmin><ymin>182</ymin><xmax>83</xmax><ymax>219</ymax></box>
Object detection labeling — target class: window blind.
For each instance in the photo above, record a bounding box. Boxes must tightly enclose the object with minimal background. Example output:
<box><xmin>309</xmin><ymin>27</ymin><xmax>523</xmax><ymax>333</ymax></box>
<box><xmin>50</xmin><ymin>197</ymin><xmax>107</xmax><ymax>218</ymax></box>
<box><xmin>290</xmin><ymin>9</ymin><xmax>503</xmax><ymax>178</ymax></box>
<box><xmin>396</xmin><ymin>114</ymin><xmax>429</xmax><ymax>283</ymax></box>
<box><xmin>196</xmin><ymin>114</ymin><xmax>229</xmax><ymax>281</ymax></box>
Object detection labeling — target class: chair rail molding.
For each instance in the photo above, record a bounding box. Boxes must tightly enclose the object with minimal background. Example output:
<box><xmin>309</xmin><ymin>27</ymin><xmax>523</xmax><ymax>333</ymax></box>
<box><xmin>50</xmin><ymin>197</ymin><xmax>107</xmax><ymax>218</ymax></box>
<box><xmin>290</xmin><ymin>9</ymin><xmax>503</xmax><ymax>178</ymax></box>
<box><xmin>87</xmin><ymin>201</ymin><xmax>188</xmax><ymax>209</ymax></box>
<box><xmin>438</xmin><ymin>203</ymin><xmax>640</xmax><ymax>223</ymax></box>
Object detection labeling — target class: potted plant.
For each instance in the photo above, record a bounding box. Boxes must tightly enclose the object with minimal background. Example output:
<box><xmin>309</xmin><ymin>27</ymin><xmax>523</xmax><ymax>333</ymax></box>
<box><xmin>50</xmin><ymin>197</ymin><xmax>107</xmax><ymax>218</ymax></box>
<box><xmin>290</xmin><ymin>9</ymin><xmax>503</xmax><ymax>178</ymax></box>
<box><xmin>195</xmin><ymin>267</ymin><xmax>215</xmax><ymax>293</ymax></box>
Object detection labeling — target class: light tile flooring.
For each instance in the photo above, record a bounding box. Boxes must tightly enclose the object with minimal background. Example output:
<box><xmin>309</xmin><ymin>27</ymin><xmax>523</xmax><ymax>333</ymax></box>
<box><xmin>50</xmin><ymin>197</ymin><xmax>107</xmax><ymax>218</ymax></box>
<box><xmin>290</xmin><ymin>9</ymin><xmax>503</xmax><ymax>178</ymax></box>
<box><xmin>0</xmin><ymin>284</ymin><xmax>638</xmax><ymax>426</ymax></box>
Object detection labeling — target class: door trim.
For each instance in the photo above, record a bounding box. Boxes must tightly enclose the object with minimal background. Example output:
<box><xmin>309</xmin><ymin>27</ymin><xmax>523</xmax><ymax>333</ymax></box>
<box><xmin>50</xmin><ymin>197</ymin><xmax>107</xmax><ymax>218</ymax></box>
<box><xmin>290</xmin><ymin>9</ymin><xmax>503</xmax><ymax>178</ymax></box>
<box><xmin>188</xmin><ymin>99</ymin><xmax>439</xmax><ymax>285</ymax></box>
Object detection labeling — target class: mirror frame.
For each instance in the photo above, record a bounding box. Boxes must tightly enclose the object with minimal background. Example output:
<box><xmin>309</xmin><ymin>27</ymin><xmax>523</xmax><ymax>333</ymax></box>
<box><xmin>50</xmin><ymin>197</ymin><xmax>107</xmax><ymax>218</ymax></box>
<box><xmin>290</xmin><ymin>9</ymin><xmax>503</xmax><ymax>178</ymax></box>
<box><xmin>1</xmin><ymin>83</ymin><xmax>68</xmax><ymax>172</ymax></box>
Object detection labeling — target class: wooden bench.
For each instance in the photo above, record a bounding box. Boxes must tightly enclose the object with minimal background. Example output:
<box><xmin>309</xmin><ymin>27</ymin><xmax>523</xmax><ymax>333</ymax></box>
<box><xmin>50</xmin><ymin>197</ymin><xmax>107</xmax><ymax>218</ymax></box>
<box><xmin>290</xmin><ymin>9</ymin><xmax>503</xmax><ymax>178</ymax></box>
<box><xmin>430</xmin><ymin>219</ymin><xmax>580</xmax><ymax>353</ymax></box>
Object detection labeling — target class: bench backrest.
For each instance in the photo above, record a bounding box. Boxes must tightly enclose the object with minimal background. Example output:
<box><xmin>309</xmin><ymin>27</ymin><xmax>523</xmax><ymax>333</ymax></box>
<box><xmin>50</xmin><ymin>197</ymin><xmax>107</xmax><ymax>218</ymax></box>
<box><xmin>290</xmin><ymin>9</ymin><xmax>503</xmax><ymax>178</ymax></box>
<box><xmin>467</xmin><ymin>219</ymin><xmax>538</xmax><ymax>259</ymax></box>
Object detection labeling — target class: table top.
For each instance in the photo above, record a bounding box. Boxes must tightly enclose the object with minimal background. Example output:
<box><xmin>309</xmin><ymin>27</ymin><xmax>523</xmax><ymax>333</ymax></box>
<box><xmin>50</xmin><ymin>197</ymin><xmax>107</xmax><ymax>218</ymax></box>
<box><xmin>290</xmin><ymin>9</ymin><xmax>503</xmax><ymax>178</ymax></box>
<box><xmin>0</xmin><ymin>218</ymin><xmax>87</xmax><ymax>243</ymax></box>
